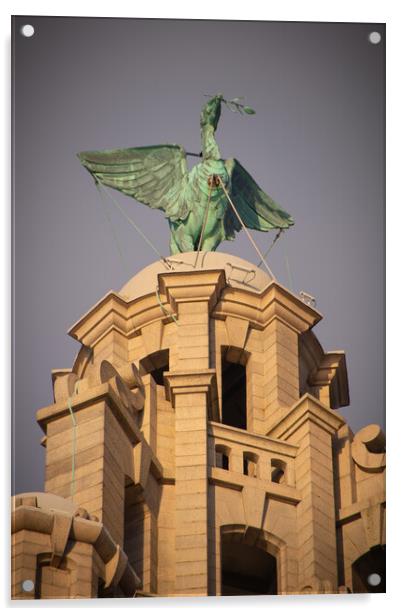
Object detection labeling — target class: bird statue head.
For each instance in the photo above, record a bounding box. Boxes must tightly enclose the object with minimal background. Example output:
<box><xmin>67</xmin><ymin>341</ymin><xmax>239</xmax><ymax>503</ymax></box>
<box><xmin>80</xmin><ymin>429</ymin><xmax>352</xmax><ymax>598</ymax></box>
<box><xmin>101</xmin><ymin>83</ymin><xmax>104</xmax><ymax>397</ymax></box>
<box><xmin>201</xmin><ymin>93</ymin><xmax>256</xmax><ymax>131</ymax></box>
<box><xmin>200</xmin><ymin>94</ymin><xmax>224</xmax><ymax>131</ymax></box>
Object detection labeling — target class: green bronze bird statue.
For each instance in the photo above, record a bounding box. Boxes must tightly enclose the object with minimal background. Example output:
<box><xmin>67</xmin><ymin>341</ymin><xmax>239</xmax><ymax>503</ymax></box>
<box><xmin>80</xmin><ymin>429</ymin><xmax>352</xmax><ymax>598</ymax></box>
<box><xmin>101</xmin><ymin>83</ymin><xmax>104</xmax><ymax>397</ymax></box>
<box><xmin>78</xmin><ymin>94</ymin><xmax>294</xmax><ymax>254</ymax></box>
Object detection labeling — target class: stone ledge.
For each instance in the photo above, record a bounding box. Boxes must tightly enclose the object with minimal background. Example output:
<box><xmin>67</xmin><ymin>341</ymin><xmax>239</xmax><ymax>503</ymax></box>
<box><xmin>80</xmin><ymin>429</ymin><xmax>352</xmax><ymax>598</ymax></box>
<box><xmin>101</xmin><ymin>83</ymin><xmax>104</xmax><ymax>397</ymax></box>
<box><xmin>209</xmin><ymin>467</ymin><xmax>302</xmax><ymax>504</ymax></box>
<box><xmin>208</xmin><ymin>420</ymin><xmax>299</xmax><ymax>457</ymax></box>
<box><xmin>214</xmin><ymin>280</ymin><xmax>322</xmax><ymax>333</ymax></box>
<box><xmin>164</xmin><ymin>370</ymin><xmax>217</xmax><ymax>413</ymax></box>
<box><xmin>337</xmin><ymin>493</ymin><xmax>386</xmax><ymax>525</ymax></box>
<box><xmin>158</xmin><ymin>269</ymin><xmax>226</xmax><ymax>313</ymax></box>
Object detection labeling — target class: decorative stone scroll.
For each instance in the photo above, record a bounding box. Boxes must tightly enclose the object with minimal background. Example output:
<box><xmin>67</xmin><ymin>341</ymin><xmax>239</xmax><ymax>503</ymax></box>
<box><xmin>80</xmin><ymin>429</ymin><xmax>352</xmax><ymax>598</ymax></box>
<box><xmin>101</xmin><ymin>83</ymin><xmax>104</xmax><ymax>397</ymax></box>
<box><xmin>99</xmin><ymin>360</ymin><xmax>145</xmax><ymax>414</ymax></box>
<box><xmin>351</xmin><ymin>424</ymin><xmax>385</xmax><ymax>472</ymax></box>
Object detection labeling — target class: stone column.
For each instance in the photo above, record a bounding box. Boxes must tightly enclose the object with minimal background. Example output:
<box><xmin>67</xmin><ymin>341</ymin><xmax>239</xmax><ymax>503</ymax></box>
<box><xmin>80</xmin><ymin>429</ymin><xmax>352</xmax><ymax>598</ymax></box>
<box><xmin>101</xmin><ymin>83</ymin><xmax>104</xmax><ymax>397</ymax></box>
<box><xmin>268</xmin><ymin>394</ymin><xmax>344</xmax><ymax>591</ymax></box>
<box><xmin>262</xmin><ymin>318</ymin><xmax>300</xmax><ymax>429</ymax></box>
<box><xmin>159</xmin><ymin>269</ymin><xmax>224</xmax><ymax>596</ymax></box>
<box><xmin>259</xmin><ymin>283</ymin><xmax>321</xmax><ymax>435</ymax></box>
<box><xmin>165</xmin><ymin>371</ymin><xmax>216</xmax><ymax>596</ymax></box>
<box><xmin>158</xmin><ymin>269</ymin><xmax>225</xmax><ymax>373</ymax></box>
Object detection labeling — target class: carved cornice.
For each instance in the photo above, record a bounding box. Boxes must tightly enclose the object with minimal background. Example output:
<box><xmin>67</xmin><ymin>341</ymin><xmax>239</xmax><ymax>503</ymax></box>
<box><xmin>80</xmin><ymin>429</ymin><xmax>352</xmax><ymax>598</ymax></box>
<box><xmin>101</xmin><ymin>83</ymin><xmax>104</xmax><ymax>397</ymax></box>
<box><xmin>208</xmin><ymin>421</ymin><xmax>299</xmax><ymax>458</ymax></box>
<box><xmin>299</xmin><ymin>331</ymin><xmax>349</xmax><ymax>408</ymax></box>
<box><xmin>310</xmin><ymin>355</ymin><xmax>349</xmax><ymax>408</ymax></box>
<box><xmin>37</xmin><ymin>383</ymin><xmax>138</xmax><ymax>439</ymax></box>
<box><xmin>68</xmin><ymin>290</ymin><xmax>177</xmax><ymax>351</ymax></box>
<box><xmin>164</xmin><ymin>369</ymin><xmax>217</xmax><ymax>411</ymax></box>
<box><xmin>214</xmin><ymin>280</ymin><xmax>322</xmax><ymax>333</ymax></box>
<box><xmin>68</xmin><ymin>291</ymin><xmax>131</xmax><ymax>347</ymax></box>
<box><xmin>158</xmin><ymin>269</ymin><xmax>226</xmax><ymax>312</ymax></box>
<box><xmin>267</xmin><ymin>393</ymin><xmax>346</xmax><ymax>440</ymax></box>
<box><xmin>67</xmin><ymin>271</ymin><xmax>323</xmax><ymax>353</ymax></box>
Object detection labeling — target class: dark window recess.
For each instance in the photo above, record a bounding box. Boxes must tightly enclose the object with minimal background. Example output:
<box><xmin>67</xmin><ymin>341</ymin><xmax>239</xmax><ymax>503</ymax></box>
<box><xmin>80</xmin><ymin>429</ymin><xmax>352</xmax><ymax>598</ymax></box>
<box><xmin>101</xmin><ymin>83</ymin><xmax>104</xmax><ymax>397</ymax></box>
<box><xmin>216</xmin><ymin>450</ymin><xmax>229</xmax><ymax>470</ymax></box>
<box><xmin>271</xmin><ymin>459</ymin><xmax>286</xmax><ymax>484</ymax></box>
<box><xmin>243</xmin><ymin>453</ymin><xmax>258</xmax><ymax>477</ymax></box>
<box><xmin>149</xmin><ymin>364</ymin><xmax>168</xmax><ymax>386</ymax></box>
<box><xmin>221</xmin><ymin>541</ymin><xmax>277</xmax><ymax>595</ymax></box>
<box><xmin>140</xmin><ymin>350</ymin><xmax>169</xmax><ymax>386</ymax></box>
<box><xmin>271</xmin><ymin>468</ymin><xmax>285</xmax><ymax>483</ymax></box>
<box><xmin>221</xmin><ymin>360</ymin><xmax>247</xmax><ymax>430</ymax></box>
<box><xmin>352</xmin><ymin>546</ymin><xmax>386</xmax><ymax>593</ymax></box>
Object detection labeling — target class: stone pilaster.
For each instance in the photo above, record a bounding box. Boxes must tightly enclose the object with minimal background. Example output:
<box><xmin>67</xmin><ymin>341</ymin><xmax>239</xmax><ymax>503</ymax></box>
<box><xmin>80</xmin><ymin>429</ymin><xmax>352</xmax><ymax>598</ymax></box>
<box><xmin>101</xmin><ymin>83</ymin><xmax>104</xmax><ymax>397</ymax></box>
<box><xmin>157</xmin><ymin>270</ymin><xmax>224</xmax><ymax>595</ymax></box>
<box><xmin>259</xmin><ymin>283</ymin><xmax>321</xmax><ymax>435</ymax></box>
<box><xmin>262</xmin><ymin>318</ymin><xmax>300</xmax><ymax>430</ymax></box>
<box><xmin>268</xmin><ymin>394</ymin><xmax>345</xmax><ymax>591</ymax></box>
<box><xmin>158</xmin><ymin>269</ymin><xmax>225</xmax><ymax>373</ymax></box>
<box><xmin>165</xmin><ymin>371</ymin><xmax>217</xmax><ymax>596</ymax></box>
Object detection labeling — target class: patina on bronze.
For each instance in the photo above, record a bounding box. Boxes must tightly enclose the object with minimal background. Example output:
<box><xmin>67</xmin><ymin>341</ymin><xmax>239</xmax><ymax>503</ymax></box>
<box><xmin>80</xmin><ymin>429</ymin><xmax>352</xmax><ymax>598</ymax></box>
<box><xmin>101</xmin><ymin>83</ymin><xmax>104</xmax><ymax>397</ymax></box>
<box><xmin>78</xmin><ymin>94</ymin><xmax>294</xmax><ymax>254</ymax></box>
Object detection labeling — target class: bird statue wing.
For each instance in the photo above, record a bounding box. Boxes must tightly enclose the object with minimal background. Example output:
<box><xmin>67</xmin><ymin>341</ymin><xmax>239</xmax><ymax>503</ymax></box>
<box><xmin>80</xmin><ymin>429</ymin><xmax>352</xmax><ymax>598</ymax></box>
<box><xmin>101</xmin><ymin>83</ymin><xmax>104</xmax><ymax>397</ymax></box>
<box><xmin>78</xmin><ymin>144</ymin><xmax>189</xmax><ymax>219</ymax></box>
<box><xmin>223</xmin><ymin>158</ymin><xmax>294</xmax><ymax>238</ymax></box>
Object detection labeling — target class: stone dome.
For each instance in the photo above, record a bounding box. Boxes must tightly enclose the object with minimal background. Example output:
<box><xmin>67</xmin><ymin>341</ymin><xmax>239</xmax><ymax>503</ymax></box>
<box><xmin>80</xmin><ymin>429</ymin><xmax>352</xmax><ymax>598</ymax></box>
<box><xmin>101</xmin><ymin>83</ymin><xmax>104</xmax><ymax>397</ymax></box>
<box><xmin>119</xmin><ymin>251</ymin><xmax>273</xmax><ymax>301</ymax></box>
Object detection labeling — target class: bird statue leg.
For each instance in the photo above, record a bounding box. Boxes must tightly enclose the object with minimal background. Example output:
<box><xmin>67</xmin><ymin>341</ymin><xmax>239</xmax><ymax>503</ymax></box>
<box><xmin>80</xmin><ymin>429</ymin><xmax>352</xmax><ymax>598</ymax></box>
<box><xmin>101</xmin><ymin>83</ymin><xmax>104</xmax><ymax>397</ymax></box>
<box><xmin>169</xmin><ymin>223</ymin><xmax>196</xmax><ymax>255</ymax></box>
<box><xmin>198</xmin><ymin>234</ymin><xmax>222</xmax><ymax>252</ymax></box>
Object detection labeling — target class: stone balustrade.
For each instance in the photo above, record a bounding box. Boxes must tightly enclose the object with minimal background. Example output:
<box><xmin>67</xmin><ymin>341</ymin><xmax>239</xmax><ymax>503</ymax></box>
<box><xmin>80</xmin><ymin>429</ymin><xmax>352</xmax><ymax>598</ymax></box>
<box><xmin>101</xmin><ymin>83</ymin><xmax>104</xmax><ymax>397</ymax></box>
<box><xmin>208</xmin><ymin>421</ymin><xmax>297</xmax><ymax>488</ymax></box>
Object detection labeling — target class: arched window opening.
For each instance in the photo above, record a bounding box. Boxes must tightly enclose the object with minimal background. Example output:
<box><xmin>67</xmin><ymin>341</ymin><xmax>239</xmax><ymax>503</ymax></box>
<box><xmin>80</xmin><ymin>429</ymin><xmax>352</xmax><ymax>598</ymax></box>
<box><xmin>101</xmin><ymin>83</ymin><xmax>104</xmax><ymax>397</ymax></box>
<box><xmin>221</xmin><ymin>356</ymin><xmax>247</xmax><ymax>430</ymax></box>
<box><xmin>352</xmin><ymin>546</ymin><xmax>386</xmax><ymax>593</ymax></box>
<box><xmin>140</xmin><ymin>349</ymin><xmax>169</xmax><ymax>386</ymax></box>
<box><xmin>271</xmin><ymin>459</ymin><xmax>286</xmax><ymax>484</ymax></box>
<box><xmin>221</xmin><ymin>539</ymin><xmax>277</xmax><ymax>595</ymax></box>
<box><xmin>215</xmin><ymin>445</ymin><xmax>230</xmax><ymax>470</ymax></box>
<box><xmin>243</xmin><ymin>452</ymin><xmax>258</xmax><ymax>478</ymax></box>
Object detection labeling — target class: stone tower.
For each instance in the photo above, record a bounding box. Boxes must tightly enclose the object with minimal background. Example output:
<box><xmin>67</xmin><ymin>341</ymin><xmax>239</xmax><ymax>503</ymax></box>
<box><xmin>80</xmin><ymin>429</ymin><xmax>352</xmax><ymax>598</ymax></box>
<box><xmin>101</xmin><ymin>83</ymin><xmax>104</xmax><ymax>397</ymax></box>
<box><xmin>11</xmin><ymin>251</ymin><xmax>385</xmax><ymax>598</ymax></box>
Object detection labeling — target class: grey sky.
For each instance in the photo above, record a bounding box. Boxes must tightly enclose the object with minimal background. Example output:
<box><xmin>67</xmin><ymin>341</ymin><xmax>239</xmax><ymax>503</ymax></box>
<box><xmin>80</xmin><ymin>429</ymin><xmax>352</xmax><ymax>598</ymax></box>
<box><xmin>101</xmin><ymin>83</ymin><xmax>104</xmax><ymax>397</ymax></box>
<box><xmin>12</xmin><ymin>17</ymin><xmax>385</xmax><ymax>494</ymax></box>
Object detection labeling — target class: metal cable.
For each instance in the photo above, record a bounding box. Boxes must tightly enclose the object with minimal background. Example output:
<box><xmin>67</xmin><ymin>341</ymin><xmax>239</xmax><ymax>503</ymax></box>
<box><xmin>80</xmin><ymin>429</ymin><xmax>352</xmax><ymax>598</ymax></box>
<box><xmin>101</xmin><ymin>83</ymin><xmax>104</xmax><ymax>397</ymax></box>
<box><xmin>97</xmin><ymin>183</ymin><xmax>173</xmax><ymax>270</ymax></box>
<box><xmin>96</xmin><ymin>183</ymin><xmax>130</xmax><ymax>277</ymax></box>
<box><xmin>67</xmin><ymin>381</ymin><xmax>79</xmax><ymax>499</ymax></box>
<box><xmin>285</xmin><ymin>252</ymin><xmax>294</xmax><ymax>292</ymax></box>
<box><xmin>155</xmin><ymin>286</ymin><xmax>179</xmax><ymax>327</ymax></box>
<box><xmin>217</xmin><ymin>177</ymin><xmax>276</xmax><ymax>279</ymax></box>
<box><xmin>195</xmin><ymin>181</ymin><xmax>213</xmax><ymax>268</ymax></box>
<box><xmin>257</xmin><ymin>229</ymin><xmax>284</xmax><ymax>268</ymax></box>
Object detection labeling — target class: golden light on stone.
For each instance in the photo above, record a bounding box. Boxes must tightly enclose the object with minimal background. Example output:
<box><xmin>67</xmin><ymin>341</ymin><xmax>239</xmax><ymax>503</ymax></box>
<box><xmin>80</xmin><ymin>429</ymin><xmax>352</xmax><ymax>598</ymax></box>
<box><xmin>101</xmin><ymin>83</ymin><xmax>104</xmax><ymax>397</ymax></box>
<box><xmin>11</xmin><ymin>253</ymin><xmax>385</xmax><ymax>597</ymax></box>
